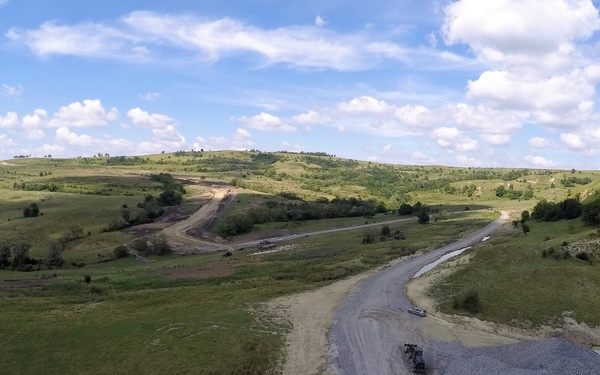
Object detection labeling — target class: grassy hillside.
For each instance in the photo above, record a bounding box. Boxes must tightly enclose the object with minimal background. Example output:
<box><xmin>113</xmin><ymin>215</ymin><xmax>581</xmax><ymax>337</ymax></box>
<box><xmin>1</xmin><ymin>151</ymin><xmax>600</xmax><ymax>373</ymax></box>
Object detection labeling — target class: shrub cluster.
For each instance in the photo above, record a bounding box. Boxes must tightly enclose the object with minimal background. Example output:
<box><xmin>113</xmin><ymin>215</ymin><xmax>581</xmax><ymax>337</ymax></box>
<box><xmin>531</xmin><ymin>198</ymin><xmax>582</xmax><ymax>222</ymax></box>
<box><xmin>453</xmin><ymin>290</ymin><xmax>482</xmax><ymax>314</ymax></box>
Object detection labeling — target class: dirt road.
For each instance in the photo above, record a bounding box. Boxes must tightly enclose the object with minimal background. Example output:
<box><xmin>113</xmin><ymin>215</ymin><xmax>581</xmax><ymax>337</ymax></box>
<box><xmin>325</xmin><ymin>211</ymin><xmax>600</xmax><ymax>374</ymax></box>
<box><xmin>160</xmin><ymin>184</ymin><xmax>236</xmax><ymax>250</ymax></box>
<box><xmin>327</xmin><ymin>213</ymin><xmax>509</xmax><ymax>375</ymax></box>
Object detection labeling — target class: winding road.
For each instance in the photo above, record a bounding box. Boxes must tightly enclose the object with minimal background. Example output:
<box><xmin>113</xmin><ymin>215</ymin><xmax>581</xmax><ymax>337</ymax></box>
<box><xmin>328</xmin><ymin>212</ymin><xmax>508</xmax><ymax>375</ymax></box>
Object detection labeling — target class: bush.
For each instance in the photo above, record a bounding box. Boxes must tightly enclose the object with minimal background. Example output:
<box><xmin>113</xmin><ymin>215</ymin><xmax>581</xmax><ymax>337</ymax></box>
<box><xmin>83</xmin><ymin>275</ymin><xmax>92</xmax><ymax>284</ymax></box>
<box><xmin>576</xmin><ymin>252</ymin><xmax>592</xmax><ymax>262</ymax></box>
<box><xmin>113</xmin><ymin>245</ymin><xmax>129</xmax><ymax>259</ymax></box>
<box><xmin>23</xmin><ymin>203</ymin><xmax>40</xmax><ymax>218</ymax></box>
<box><xmin>453</xmin><ymin>291</ymin><xmax>482</xmax><ymax>313</ymax></box>
<box><xmin>462</xmin><ymin>291</ymin><xmax>482</xmax><ymax>313</ymax></box>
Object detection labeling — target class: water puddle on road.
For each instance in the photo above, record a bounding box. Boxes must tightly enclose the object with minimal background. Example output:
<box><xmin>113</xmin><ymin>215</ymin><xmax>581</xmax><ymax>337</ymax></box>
<box><xmin>413</xmin><ymin>247</ymin><xmax>471</xmax><ymax>278</ymax></box>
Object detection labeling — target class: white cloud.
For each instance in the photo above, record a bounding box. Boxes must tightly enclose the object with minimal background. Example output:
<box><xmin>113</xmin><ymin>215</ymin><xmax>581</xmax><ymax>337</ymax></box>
<box><xmin>37</xmin><ymin>143</ymin><xmax>66</xmax><ymax>155</ymax></box>
<box><xmin>480</xmin><ymin>134</ymin><xmax>510</xmax><ymax>145</ymax></box>
<box><xmin>528</xmin><ymin>137</ymin><xmax>553</xmax><ymax>149</ymax></box>
<box><xmin>315</xmin><ymin>15</ymin><xmax>327</xmax><ymax>27</ymax></box>
<box><xmin>393</xmin><ymin>105</ymin><xmax>435</xmax><ymax>128</ymax></box>
<box><xmin>51</xmin><ymin>99</ymin><xmax>119</xmax><ymax>128</ymax></box>
<box><xmin>140</xmin><ymin>92</ymin><xmax>161</xmax><ymax>101</ymax></box>
<box><xmin>2</xmin><ymin>83</ymin><xmax>23</xmax><ymax>96</ymax></box>
<box><xmin>525</xmin><ymin>155</ymin><xmax>556</xmax><ymax>167</ymax></box>
<box><xmin>442</xmin><ymin>0</ymin><xmax>600</xmax><ymax>65</ymax></box>
<box><xmin>0</xmin><ymin>134</ymin><xmax>15</xmax><ymax>148</ymax></box>
<box><xmin>191</xmin><ymin>128</ymin><xmax>254</xmax><ymax>151</ymax></box>
<box><xmin>7</xmin><ymin>21</ymin><xmax>143</xmax><ymax>59</ymax></box>
<box><xmin>337</xmin><ymin>96</ymin><xmax>394</xmax><ymax>113</ymax></box>
<box><xmin>8</xmin><ymin>11</ymin><xmax>425</xmax><ymax>71</ymax></box>
<box><xmin>560</xmin><ymin>132</ymin><xmax>585</xmax><ymax>149</ymax></box>
<box><xmin>291</xmin><ymin>110</ymin><xmax>331</xmax><ymax>124</ymax></box>
<box><xmin>22</xmin><ymin>109</ymin><xmax>48</xmax><ymax>139</ymax></box>
<box><xmin>443</xmin><ymin>0</ymin><xmax>600</xmax><ymax>132</ymax></box>
<box><xmin>127</xmin><ymin>107</ymin><xmax>175</xmax><ymax>128</ymax></box>
<box><xmin>233</xmin><ymin>112</ymin><xmax>295</xmax><ymax>132</ymax></box>
<box><xmin>193</xmin><ymin>136</ymin><xmax>228</xmax><ymax>151</ymax></box>
<box><xmin>456</xmin><ymin>155</ymin><xmax>482</xmax><ymax>167</ymax></box>
<box><xmin>232</xmin><ymin>128</ymin><xmax>254</xmax><ymax>149</ymax></box>
<box><xmin>430</xmin><ymin>126</ymin><xmax>478</xmax><ymax>151</ymax></box>
<box><xmin>56</xmin><ymin>127</ymin><xmax>94</xmax><ymax>147</ymax></box>
<box><xmin>0</xmin><ymin>112</ymin><xmax>19</xmax><ymax>129</ymax></box>
<box><xmin>427</xmin><ymin>32</ymin><xmax>438</xmax><ymax>48</ymax></box>
<box><xmin>467</xmin><ymin>70</ymin><xmax>594</xmax><ymax>115</ymax></box>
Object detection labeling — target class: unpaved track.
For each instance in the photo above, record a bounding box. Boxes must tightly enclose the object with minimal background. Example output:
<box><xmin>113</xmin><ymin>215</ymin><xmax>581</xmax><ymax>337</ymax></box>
<box><xmin>161</xmin><ymin>185</ymin><xmax>235</xmax><ymax>249</ymax></box>
<box><xmin>328</xmin><ymin>211</ymin><xmax>600</xmax><ymax>374</ymax></box>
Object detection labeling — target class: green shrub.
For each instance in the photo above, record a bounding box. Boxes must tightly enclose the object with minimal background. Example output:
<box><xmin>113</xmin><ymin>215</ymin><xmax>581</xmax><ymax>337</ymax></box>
<box><xmin>113</xmin><ymin>245</ymin><xmax>129</xmax><ymax>259</ymax></box>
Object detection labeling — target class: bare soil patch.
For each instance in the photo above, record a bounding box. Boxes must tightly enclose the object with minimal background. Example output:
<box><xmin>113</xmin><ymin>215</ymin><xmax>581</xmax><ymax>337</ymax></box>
<box><xmin>0</xmin><ymin>278</ymin><xmax>58</xmax><ymax>289</ymax></box>
<box><xmin>154</xmin><ymin>263</ymin><xmax>235</xmax><ymax>280</ymax></box>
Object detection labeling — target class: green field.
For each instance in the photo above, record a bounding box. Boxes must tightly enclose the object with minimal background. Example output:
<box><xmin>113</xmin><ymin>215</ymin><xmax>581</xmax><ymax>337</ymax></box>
<box><xmin>1</xmin><ymin>151</ymin><xmax>600</xmax><ymax>373</ymax></box>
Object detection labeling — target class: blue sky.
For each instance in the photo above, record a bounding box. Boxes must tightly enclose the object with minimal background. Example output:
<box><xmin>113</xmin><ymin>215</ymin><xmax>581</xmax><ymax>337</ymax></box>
<box><xmin>2</xmin><ymin>0</ymin><xmax>600</xmax><ymax>169</ymax></box>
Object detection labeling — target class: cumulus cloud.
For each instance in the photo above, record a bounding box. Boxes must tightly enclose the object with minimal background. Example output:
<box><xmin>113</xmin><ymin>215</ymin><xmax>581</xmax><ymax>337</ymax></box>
<box><xmin>430</xmin><ymin>126</ymin><xmax>478</xmax><ymax>151</ymax></box>
<box><xmin>337</xmin><ymin>96</ymin><xmax>394</xmax><ymax>113</ymax></box>
<box><xmin>0</xmin><ymin>112</ymin><xmax>19</xmax><ymax>129</ymax></box>
<box><xmin>528</xmin><ymin>137</ymin><xmax>553</xmax><ymax>149</ymax></box>
<box><xmin>560</xmin><ymin>132</ymin><xmax>586</xmax><ymax>149</ymax></box>
<box><xmin>456</xmin><ymin>155</ymin><xmax>482</xmax><ymax>167</ymax></box>
<box><xmin>525</xmin><ymin>155</ymin><xmax>556</xmax><ymax>167</ymax></box>
<box><xmin>22</xmin><ymin>109</ymin><xmax>48</xmax><ymax>139</ymax></box>
<box><xmin>51</xmin><ymin>99</ymin><xmax>119</xmax><ymax>128</ymax></box>
<box><xmin>233</xmin><ymin>112</ymin><xmax>295</xmax><ymax>132</ymax></box>
<box><xmin>127</xmin><ymin>107</ymin><xmax>175</xmax><ymax>128</ymax></box>
<box><xmin>192</xmin><ymin>128</ymin><xmax>254</xmax><ymax>151</ymax></box>
<box><xmin>56</xmin><ymin>127</ymin><xmax>94</xmax><ymax>147</ymax></box>
<box><xmin>442</xmin><ymin>0</ymin><xmax>600</xmax><ymax>65</ymax></box>
<box><xmin>291</xmin><ymin>110</ymin><xmax>331</xmax><ymax>124</ymax></box>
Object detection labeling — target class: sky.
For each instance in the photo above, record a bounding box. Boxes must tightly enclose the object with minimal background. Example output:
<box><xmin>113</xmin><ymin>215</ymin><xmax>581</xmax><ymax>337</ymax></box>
<box><xmin>2</xmin><ymin>0</ymin><xmax>600</xmax><ymax>169</ymax></box>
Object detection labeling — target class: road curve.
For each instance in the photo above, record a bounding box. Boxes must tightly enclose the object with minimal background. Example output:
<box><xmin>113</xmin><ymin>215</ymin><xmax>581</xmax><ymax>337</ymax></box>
<box><xmin>328</xmin><ymin>212</ymin><xmax>509</xmax><ymax>375</ymax></box>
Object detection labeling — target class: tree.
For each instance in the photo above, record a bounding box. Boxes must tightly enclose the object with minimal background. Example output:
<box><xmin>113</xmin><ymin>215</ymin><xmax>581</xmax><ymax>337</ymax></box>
<box><xmin>148</xmin><ymin>234</ymin><xmax>171</xmax><ymax>255</ymax></box>
<box><xmin>398</xmin><ymin>203</ymin><xmax>413</xmax><ymax>215</ymax></box>
<box><xmin>495</xmin><ymin>185</ymin><xmax>506</xmax><ymax>197</ymax></box>
<box><xmin>0</xmin><ymin>243</ymin><xmax>11</xmax><ymax>268</ymax></box>
<box><xmin>113</xmin><ymin>245</ymin><xmax>129</xmax><ymax>258</ymax></box>
<box><xmin>380</xmin><ymin>225</ymin><xmax>391</xmax><ymax>237</ymax></box>
<box><xmin>520</xmin><ymin>210</ymin><xmax>530</xmax><ymax>223</ymax></box>
<box><xmin>11</xmin><ymin>243</ymin><xmax>32</xmax><ymax>270</ymax></box>
<box><xmin>582</xmin><ymin>200</ymin><xmax>600</xmax><ymax>226</ymax></box>
<box><xmin>417</xmin><ymin>211</ymin><xmax>430</xmax><ymax>224</ymax></box>
<box><xmin>522</xmin><ymin>223</ymin><xmax>531</xmax><ymax>235</ymax></box>
<box><xmin>45</xmin><ymin>241</ymin><xmax>64</xmax><ymax>268</ymax></box>
<box><xmin>23</xmin><ymin>203</ymin><xmax>40</xmax><ymax>218</ymax></box>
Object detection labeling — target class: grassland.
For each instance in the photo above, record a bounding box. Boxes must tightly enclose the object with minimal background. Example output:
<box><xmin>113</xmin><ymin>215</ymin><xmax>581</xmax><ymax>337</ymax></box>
<box><xmin>1</xmin><ymin>151</ymin><xmax>600</xmax><ymax>374</ymax></box>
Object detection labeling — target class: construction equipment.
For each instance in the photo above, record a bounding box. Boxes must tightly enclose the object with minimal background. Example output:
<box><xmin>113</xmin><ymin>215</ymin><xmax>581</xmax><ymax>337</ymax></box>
<box><xmin>403</xmin><ymin>344</ymin><xmax>426</xmax><ymax>373</ymax></box>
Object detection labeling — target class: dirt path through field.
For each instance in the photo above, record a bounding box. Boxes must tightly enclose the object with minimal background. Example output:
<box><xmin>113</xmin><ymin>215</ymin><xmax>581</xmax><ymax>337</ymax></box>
<box><xmin>160</xmin><ymin>184</ymin><xmax>236</xmax><ymax>250</ymax></box>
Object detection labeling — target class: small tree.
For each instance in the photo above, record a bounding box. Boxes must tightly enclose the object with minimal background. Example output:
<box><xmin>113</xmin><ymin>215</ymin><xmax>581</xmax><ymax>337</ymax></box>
<box><xmin>520</xmin><ymin>210</ymin><xmax>530</xmax><ymax>223</ymax></box>
<box><xmin>417</xmin><ymin>211</ymin><xmax>430</xmax><ymax>224</ymax></box>
<box><xmin>148</xmin><ymin>234</ymin><xmax>171</xmax><ymax>255</ymax></box>
<box><xmin>522</xmin><ymin>223</ymin><xmax>531</xmax><ymax>235</ymax></box>
<box><xmin>11</xmin><ymin>243</ymin><xmax>32</xmax><ymax>270</ymax></box>
<box><xmin>0</xmin><ymin>243</ymin><xmax>11</xmax><ymax>268</ymax></box>
<box><xmin>23</xmin><ymin>203</ymin><xmax>40</xmax><ymax>218</ymax></box>
<box><xmin>45</xmin><ymin>241</ymin><xmax>64</xmax><ymax>268</ymax></box>
<box><xmin>113</xmin><ymin>245</ymin><xmax>129</xmax><ymax>259</ymax></box>
<box><xmin>380</xmin><ymin>225</ymin><xmax>391</xmax><ymax>237</ymax></box>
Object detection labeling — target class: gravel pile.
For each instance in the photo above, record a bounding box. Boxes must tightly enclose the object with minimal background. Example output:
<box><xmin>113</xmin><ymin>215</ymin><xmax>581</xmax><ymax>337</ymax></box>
<box><xmin>440</xmin><ymin>338</ymin><xmax>600</xmax><ymax>375</ymax></box>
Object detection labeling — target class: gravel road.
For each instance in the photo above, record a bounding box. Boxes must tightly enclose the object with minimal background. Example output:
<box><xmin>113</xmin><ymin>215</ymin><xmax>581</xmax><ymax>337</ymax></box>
<box><xmin>327</xmin><ymin>212</ymin><xmax>600</xmax><ymax>374</ymax></box>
